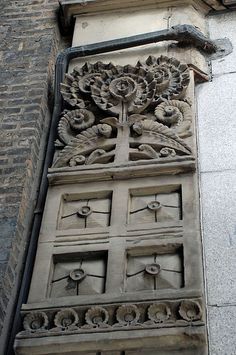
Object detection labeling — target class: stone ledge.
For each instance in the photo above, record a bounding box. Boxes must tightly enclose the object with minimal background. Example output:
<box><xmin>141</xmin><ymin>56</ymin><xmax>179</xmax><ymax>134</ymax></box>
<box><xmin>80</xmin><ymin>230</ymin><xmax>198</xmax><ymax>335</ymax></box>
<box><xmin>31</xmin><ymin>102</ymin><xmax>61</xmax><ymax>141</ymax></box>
<box><xmin>59</xmin><ymin>0</ymin><xmax>225</xmax><ymax>29</ymax></box>
<box><xmin>14</xmin><ymin>326</ymin><xmax>207</xmax><ymax>355</ymax></box>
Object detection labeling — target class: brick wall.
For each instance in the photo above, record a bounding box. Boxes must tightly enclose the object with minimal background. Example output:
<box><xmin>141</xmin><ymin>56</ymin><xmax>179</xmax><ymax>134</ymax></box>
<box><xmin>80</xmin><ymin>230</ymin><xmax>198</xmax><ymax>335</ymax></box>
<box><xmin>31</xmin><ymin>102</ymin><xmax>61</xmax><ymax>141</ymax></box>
<box><xmin>0</xmin><ymin>0</ymin><xmax>69</xmax><ymax>351</ymax></box>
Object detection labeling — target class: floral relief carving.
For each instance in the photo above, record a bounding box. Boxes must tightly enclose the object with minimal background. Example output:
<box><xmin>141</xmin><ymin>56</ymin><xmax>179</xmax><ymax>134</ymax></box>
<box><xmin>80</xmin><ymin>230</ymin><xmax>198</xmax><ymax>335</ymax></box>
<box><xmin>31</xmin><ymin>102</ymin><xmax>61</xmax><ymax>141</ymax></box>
<box><xmin>115</xmin><ymin>304</ymin><xmax>140</xmax><ymax>326</ymax></box>
<box><xmin>147</xmin><ymin>303</ymin><xmax>172</xmax><ymax>324</ymax></box>
<box><xmin>129</xmin><ymin>119</ymin><xmax>192</xmax><ymax>161</ymax></box>
<box><xmin>84</xmin><ymin>306</ymin><xmax>109</xmax><ymax>328</ymax></box>
<box><xmin>17</xmin><ymin>298</ymin><xmax>204</xmax><ymax>338</ymax></box>
<box><xmin>53</xmin><ymin>308</ymin><xmax>79</xmax><ymax>330</ymax></box>
<box><xmin>57</xmin><ymin>109</ymin><xmax>95</xmax><ymax>145</ymax></box>
<box><xmin>137</xmin><ymin>56</ymin><xmax>190</xmax><ymax>104</ymax></box>
<box><xmin>23</xmin><ymin>311</ymin><xmax>48</xmax><ymax>333</ymax></box>
<box><xmin>52</xmin><ymin>55</ymin><xmax>193</xmax><ymax>168</ymax></box>
<box><xmin>178</xmin><ymin>300</ymin><xmax>202</xmax><ymax>322</ymax></box>
<box><xmin>91</xmin><ymin>66</ymin><xmax>156</xmax><ymax>117</ymax></box>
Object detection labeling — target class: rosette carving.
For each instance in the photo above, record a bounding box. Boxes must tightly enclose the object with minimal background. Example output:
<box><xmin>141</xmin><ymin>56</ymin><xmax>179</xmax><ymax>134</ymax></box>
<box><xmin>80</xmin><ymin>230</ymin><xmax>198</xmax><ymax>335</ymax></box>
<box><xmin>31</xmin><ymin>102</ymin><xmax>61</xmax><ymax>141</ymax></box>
<box><xmin>85</xmin><ymin>306</ymin><xmax>109</xmax><ymax>327</ymax></box>
<box><xmin>155</xmin><ymin>100</ymin><xmax>192</xmax><ymax>137</ymax></box>
<box><xmin>138</xmin><ymin>55</ymin><xmax>190</xmax><ymax>104</ymax></box>
<box><xmin>116</xmin><ymin>304</ymin><xmax>140</xmax><ymax>326</ymax></box>
<box><xmin>147</xmin><ymin>303</ymin><xmax>171</xmax><ymax>323</ymax></box>
<box><xmin>91</xmin><ymin>65</ymin><xmax>156</xmax><ymax>117</ymax></box>
<box><xmin>58</xmin><ymin>109</ymin><xmax>95</xmax><ymax>145</ymax></box>
<box><xmin>73</xmin><ymin>62</ymin><xmax>117</xmax><ymax>94</ymax></box>
<box><xmin>179</xmin><ymin>300</ymin><xmax>202</xmax><ymax>322</ymax></box>
<box><xmin>60</xmin><ymin>62</ymin><xmax>115</xmax><ymax>108</ymax></box>
<box><xmin>54</xmin><ymin>308</ymin><xmax>79</xmax><ymax>329</ymax></box>
<box><xmin>23</xmin><ymin>311</ymin><xmax>48</xmax><ymax>332</ymax></box>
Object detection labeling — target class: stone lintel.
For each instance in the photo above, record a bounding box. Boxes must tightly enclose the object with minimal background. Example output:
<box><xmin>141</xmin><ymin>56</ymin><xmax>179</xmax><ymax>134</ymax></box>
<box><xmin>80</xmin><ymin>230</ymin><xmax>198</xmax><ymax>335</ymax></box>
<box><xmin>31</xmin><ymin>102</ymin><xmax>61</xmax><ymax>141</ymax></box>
<box><xmin>59</xmin><ymin>0</ymin><xmax>225</xmax><ymax>29</ymax></box>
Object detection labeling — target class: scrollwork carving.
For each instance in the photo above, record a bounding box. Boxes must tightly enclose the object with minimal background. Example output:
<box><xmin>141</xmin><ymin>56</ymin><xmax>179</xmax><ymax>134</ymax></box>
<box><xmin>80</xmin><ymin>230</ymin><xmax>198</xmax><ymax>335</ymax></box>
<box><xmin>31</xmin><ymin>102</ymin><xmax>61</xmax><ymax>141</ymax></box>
<box><xmin>53</xmin><ymin>123</ymin><xmax>114</xmax><ymax>168</ymax></box>
<box><xmin>155</xmin><ymin>100</ymin><xmax>192</xmax><ymax>138</ymax></box>
<box><xmin>58</xmin><ymin>109</ymin><xmax>95</xmax><ymax>145</ymax></box>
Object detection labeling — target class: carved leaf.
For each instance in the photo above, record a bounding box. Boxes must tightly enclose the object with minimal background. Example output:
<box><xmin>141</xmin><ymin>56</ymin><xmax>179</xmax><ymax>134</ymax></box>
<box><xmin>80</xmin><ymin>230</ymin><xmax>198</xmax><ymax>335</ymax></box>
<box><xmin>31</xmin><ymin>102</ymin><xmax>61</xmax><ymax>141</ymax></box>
<box><xmin>53</xmin><ymin>124</ymin><xmax>113</xmax><ymax>168</ymax></box>
<box><xmin>132</xmin><ymin>119</ymin><xmax>192</xmax><ymax>156</ymax></box>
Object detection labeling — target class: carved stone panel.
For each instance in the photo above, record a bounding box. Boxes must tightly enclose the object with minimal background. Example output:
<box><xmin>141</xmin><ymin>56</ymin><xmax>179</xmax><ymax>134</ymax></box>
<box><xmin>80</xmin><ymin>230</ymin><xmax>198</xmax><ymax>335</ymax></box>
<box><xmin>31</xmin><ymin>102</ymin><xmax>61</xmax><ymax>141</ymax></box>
<box><xmin>125</xmin><ymin>245</ymin><xmax>183</xmax><ymax>292</ymax></box>
<box><xmin>51</xmin><ymin>55</ymin><xmax>194</xmax><ymax>171</ymax></box>
<box><xmin>58</xmin><ymin>193</ymin><xmax>112</xmax><ymax>230</ymax></box>
<box><xmin>50</xmin><ymin>252</ymin><xmax>107</xmax><ymax>298</ymax></box>
<box><xmin>129</xmin><ymin>188</ymin><xmax>181</xmax><ymax>225</ymax></box>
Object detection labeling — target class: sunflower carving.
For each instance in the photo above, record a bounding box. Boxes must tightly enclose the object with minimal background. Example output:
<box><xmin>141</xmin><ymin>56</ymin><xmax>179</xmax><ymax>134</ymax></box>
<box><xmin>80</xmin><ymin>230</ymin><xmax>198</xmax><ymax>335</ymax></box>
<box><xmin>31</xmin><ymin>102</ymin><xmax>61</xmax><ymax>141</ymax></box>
<box><xmin>138</xmin><ymin>55</ymin><xmax>190</xmax><ymax>105</ymax></box>
<box><xmin>53</xmin><ymin>55</ymin><xmax>193</xmax><ymax>168</ymax></box>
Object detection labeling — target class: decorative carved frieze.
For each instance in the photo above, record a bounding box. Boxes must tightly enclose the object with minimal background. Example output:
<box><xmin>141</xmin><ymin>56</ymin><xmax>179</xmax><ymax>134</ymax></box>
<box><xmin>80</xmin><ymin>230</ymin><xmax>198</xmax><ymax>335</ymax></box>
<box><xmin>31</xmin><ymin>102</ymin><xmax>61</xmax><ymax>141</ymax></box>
<box><xmin>17</xmin><ymin>298</ymin><xmax>204</xmax><ymax>338</ymax></box>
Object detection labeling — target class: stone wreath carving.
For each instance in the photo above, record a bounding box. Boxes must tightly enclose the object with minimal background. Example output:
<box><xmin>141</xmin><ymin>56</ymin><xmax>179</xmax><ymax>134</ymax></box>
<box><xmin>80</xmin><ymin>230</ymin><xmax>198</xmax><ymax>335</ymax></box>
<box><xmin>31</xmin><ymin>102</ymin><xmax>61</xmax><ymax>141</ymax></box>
<box><xmin>53</xmin><ymin>56</ymin><xmax>193</xmax><ymax>168</ymax></box>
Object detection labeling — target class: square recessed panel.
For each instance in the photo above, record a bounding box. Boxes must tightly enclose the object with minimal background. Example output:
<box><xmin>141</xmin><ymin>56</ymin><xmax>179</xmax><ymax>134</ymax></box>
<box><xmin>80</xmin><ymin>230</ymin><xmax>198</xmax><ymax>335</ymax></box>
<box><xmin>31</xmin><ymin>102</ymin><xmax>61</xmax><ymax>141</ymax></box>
<box><xmin>58</xmin><ymin>192</ymin><xmax>112</xmax><ymax>230</ymax></box>
<box><xmin>50</xmin><ymin>252</ymin><xmax>107</xmax><ymax>298</ymax></box>
<box><xmin>129</xmin><ymin>188</ymin><xmax>181</xmax><ymax>225</ymax></box>
<box><xmin>125</xmin><ymin>246</ymin><xmax>184</xmax><ymax>292</ymax></box>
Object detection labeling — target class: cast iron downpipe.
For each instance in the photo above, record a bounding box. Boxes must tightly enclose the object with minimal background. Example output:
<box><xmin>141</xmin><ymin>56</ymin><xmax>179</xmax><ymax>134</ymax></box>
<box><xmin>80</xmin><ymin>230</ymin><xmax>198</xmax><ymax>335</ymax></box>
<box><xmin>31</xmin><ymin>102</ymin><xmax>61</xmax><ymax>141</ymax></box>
<box><xmin>7</xmin><ymin>24</ymin><xmax>218</xmax><ymax>355</ymax></box>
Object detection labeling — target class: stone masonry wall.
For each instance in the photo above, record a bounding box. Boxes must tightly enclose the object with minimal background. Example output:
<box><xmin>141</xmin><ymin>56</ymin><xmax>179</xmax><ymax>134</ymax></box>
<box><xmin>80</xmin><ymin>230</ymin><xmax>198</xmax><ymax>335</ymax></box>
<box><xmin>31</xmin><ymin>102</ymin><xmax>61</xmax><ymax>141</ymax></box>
<box><xmin>0</xmin><ymin>0</ymin><xmax>69</xmax><ymax>351</ymax></box>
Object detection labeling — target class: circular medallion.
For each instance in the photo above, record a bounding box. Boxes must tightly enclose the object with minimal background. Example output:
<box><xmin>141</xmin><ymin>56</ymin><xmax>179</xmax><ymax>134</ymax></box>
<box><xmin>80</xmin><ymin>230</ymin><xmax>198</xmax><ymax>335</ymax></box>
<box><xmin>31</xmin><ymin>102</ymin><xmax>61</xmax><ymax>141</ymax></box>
<box><xmin>109</xmin><ymin>77</ymin><xmax>137</xmax><ymax>101</ymax></box>
<box><xmin>147</xmin><ymin>201</ymin><xmax>161</xmax><ymax>211</ymax></box>
<box><xmin>145</xmin><ymin>263</ymin><xmax>161</xmax><ymax>276</ymax></box>
<box><xmin>77</xmin><ymin>205</ymin><xmax>92</xmax><ymax>218</ymax></box>
<box><xmin>69</xmin><ymin>268</ymin><xmax>86</xmax><ymax>282</ymax></box>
